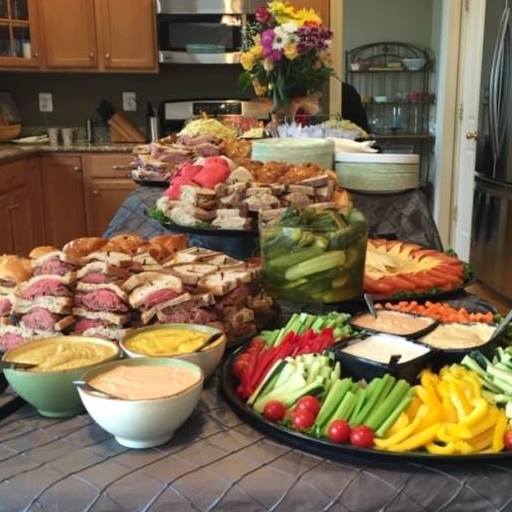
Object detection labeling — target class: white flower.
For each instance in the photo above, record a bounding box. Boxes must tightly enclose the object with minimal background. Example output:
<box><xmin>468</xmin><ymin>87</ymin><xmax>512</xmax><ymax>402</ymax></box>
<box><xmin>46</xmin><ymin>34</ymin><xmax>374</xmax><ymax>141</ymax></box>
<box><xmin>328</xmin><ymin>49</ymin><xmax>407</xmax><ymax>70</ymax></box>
<box><xmin>272</xmin><ymin>26</ymin><xmax>289</xmax><ymax>50</ymax></box>
<box><xmin>281</xmin><ymin>21</ymin><xmax>298</xmax><ymax>34</ymax></box>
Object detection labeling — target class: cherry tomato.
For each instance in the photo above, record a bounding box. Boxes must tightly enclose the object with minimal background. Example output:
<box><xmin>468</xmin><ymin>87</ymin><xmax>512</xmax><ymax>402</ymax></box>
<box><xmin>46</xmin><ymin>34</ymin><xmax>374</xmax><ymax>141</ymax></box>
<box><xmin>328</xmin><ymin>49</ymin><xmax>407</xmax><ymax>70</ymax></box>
<box><xmin>291</xmin><ymin>409</ymin><xmax>316</xmax><ymax>431</ymax></box>
<box><xmin>327</xmin><ymin>420</ymin><xmax>351</xmax><ymax>444</ymax></box>
<box><xmin>295</xmin><ymin>396</ymin><xmax>321</xmax><ymax>417</ymax></box>
<box><xmin>350</xmin><ymin>426</ymin><xmax>375</xmax><ymax>448</ymax></box>
<box><xmin>263</xmin><ymin>401</ymin><xmax>286</xmax><ymax>423</ymax></box>
<box><xmin>504</xmin><ymin>431</ymin><xmax>512</xmax><ymax>451</ymax></box>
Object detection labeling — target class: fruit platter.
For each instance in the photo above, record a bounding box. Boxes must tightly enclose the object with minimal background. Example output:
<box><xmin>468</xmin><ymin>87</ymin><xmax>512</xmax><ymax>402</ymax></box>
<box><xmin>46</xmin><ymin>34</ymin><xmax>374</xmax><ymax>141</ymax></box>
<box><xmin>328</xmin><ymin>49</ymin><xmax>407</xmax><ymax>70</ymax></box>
<box><xmin>222</xmin><ymin>304</ymin><xmax>512</xmax><ymax>461</ymax></box>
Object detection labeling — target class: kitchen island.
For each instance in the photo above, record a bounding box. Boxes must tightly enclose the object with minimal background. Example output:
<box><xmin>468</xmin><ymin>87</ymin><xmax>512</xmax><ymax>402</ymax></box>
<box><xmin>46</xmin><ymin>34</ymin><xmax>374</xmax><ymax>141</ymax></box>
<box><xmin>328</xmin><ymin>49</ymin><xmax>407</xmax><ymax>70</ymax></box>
<box><xmin>1</xmin><ymin>360</ymin><xmax>512</xmax><ymax>512</ymax></box>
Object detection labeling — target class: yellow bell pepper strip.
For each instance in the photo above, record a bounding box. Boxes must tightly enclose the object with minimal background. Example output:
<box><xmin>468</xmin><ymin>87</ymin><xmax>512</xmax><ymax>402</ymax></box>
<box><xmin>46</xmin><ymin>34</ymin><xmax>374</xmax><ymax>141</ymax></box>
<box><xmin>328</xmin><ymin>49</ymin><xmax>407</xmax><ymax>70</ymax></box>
<box><xmin>468</xmin><ymin>428</ymin><xmax>494</xmax><ymax>452</ymax></box>
<box><xmin>406</xmin><ymin>396</ymin><xmax>421</xmax><ymax>421</ymax></box>
<box><xmin>426</xmin><ymin>442</ymin><xmax>458</xmax><ymax>455</ymax></box>
<box><xmin>415</xmin><ymin>385</ymin><xmax>440</xmax><ymax>409</ymax></box>
<box><xmin>374</xmin><ymin>404</ymin><xmax>429</xmax><ymax>449</ymax></box>
<box><xmin>444</xmin><ymin>423</ymin><xmax>472</xmax><ymax>439</ymax></box>
<box><xmin>435</xmin><ymin>424</ymin><xmax>461</xmax><ymax>444</ymax></box>
<box><xmin>426</xmin><ymin>441</ymin><xmax>474</xmax><ymax>455</ymax></box>
<box><xmin>415</xmin><ymin>405</ymin><xmax>444</xmax><ymax>434</ymax></box>
<box><xmin>448</xmin><ymin>382</ymin><xmax>473</xmax><ymax>421</ymax></box>
<box><xmin>461</xmin><ymin>376</ymin><xmax>481</xmax><ymax>400</ymax></box>
<box><xmin>387</xmin><ymin>412</ymin><xmax>410</xmax><ymax>437</ymax></box>
<box><xmin>459</xmin><ymin>398</ymin><xmax>488</xmax><ymax>427</ymax></box>
<box><xmin>387</xmin><ymin>423</ymin><xmax>441</xmax><ymax>452</ymax></box>
<box><xmin>492</xmin><ymin>412</ymin><xmax>507</xmax><ymax>452</ymax></box>
<box><xmin>469</xmin><ymin>408</ymin><xmax>499</xmax><ymax>437</ymax></box>
<box><xmin>420</xmin><ymin>371</ymin><xmax>441</xmax><ymax>403</ymax></box>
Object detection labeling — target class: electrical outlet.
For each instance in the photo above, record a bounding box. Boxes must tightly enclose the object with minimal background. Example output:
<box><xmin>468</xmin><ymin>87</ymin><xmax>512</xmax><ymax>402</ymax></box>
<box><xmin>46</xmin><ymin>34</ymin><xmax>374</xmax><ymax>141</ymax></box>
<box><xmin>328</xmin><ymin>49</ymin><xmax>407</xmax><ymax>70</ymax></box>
<box><xmin>122</xmin><ymin>92</ymin><xmax>137</xmax><ymax>111</ymax></box>
<box><xmin>39</xmin><ymin>92</ymin><xmax>53</xmax><ymax>113</ymax></box>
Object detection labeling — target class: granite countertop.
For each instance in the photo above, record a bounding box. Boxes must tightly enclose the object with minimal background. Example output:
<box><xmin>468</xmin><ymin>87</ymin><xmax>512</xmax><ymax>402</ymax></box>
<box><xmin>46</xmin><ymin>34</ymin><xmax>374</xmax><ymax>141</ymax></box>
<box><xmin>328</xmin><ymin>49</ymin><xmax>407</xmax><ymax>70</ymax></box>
<box><xmin>0</xmin><ymin>142</ymin><xmax>137</xmax><ymax>164</ymax></box>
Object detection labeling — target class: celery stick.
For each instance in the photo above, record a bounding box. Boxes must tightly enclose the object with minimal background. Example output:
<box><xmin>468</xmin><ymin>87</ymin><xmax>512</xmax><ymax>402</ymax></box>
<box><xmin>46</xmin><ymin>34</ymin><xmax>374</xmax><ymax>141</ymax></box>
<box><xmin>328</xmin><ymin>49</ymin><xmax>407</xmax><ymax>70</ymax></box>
<box><xmin>322</xmin><ymin>390</ymin><xmax>357</xmax><ymax>433</ymax></box>
<box><xmin>348</xmin><ymin>388</ymin><xmax>368</xmax><ymax>427</ymax></box>
<box><xmin>352</xmin><ymin>376</ymin><xmax>387</xmax><ymax>425</ymax></box>
<box><xmin>311</xmin><ymin>316</ymin><xmax>326</xmax><ymax>331</ymax></box>
<box><xmin>375</xmin><ymin>391</ymin><xmax>413</xmax><ymax>438</ymax></box>
<box><xmin>364</xmin><ymin>380</ymin><xmax>410</xmax><ymax>431</ymax></box>
<box><xmin>315</xmin><ymin>377</ymin><xmax>352</xmax><ymax>428</ymax></box>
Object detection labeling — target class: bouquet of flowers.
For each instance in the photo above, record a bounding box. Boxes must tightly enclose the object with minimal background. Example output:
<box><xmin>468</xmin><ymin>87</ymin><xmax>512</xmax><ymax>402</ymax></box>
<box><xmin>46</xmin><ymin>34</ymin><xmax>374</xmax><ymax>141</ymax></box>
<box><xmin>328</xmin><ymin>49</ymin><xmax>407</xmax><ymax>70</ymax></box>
<box><xmin>239</xmin><ymin>1</ymin><xmax>334</xmax><ymax>112</ymax></box>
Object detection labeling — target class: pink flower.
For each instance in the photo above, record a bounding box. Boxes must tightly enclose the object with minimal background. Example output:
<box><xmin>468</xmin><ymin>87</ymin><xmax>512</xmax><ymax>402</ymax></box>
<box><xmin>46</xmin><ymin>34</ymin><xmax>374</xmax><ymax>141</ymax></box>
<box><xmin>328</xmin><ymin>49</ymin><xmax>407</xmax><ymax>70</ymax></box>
<box><xmin>271</xmin><ymin>49</ymin><xmax>283</xmax><ymax>62</ymax></box>
<box><xmin>255</xmin><ymin>5</ymin><xmax>271</xmax><ymax>24</ymax></box>
<box><xmin>262</xmin><ymin>28</ymin><xmax>275</xmax><ymax>50</ymax></box>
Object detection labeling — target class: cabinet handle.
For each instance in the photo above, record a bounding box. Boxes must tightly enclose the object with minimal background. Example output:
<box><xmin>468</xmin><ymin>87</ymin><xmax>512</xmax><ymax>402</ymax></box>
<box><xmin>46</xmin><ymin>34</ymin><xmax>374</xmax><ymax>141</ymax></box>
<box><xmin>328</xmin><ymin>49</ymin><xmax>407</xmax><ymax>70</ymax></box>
<box><xmin>74</xmin><ymin>166</ymin><xmax>81</xmax><ymax>172</ymax></box>
<box><xmin>112</xmin><ymin>165</ymin><xmax>130</xmax><ymax>170</ymax></box>
<box><xmin>89</xmin><ymin>52</ymin><xmax>95</xmax><ymax>59</ymax></box>
<box><xmin>8</xmin><ymin>204</ymin><xmax>20</xmax><ymax>211</ymax></box>
<box><xmin>34</xmin><ymin>52</ymin><xmax>39</xmax><ymax>58</ymax></box>
<box><xmin>92</xmin><ymin>190</ymin><xmax>100</xmax><ymax>196</ymax></box>
<box><xmin>105</xmin><ymin>53</ymin><xmax>111</xmax><ymax>59</ymax></box>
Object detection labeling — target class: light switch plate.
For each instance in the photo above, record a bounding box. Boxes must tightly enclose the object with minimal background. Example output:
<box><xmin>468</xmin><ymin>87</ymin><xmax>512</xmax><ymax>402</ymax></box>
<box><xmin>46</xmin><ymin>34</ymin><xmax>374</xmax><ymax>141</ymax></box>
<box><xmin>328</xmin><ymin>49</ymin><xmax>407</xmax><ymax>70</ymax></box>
<box><xmin>122</xmin><ymin>92</ymin><xmax>137</xmax><ymax>111</ymax></box>
<box><xmin>39</xmin><ymin>92</ymin><xmax>53</xmax><ymax>112</ymax></box>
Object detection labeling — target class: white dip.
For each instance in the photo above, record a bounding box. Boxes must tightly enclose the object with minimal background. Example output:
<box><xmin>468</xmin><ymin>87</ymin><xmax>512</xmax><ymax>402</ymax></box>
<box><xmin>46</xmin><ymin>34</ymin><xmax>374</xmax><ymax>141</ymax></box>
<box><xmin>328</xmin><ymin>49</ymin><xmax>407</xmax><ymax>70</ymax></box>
<box><xmin>342</xmin><ymin>334</ymin><xmax>430</xmax><ymax>364</ymax></box>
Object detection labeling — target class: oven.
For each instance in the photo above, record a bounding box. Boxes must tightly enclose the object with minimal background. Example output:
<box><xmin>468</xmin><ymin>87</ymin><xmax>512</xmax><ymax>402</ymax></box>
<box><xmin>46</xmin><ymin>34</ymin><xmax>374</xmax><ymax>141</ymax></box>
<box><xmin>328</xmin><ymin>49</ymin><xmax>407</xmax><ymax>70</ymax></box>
<box><xmin>158</xmin><ymin>99</ymin><xmax>271</xmax><ymax>134</ymax></box>
<box><xmin>156</xmin><ymin>0</ymin><xmax>261</xmax><ymax>64</ymax></box>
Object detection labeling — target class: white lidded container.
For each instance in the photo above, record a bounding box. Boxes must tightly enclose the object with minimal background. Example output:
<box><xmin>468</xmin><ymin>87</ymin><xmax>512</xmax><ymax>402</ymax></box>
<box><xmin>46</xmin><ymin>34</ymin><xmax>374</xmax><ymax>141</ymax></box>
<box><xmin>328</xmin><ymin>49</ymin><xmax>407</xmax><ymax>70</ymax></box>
<box><xmin>335</xmin><ymin>152</ymin><xmax>420</xmax><ymax>192</ymax></box>
<box><xmin>252</xmin><ymin>138</ymin><xmax>335</xmax><ymax>170</ymax></box>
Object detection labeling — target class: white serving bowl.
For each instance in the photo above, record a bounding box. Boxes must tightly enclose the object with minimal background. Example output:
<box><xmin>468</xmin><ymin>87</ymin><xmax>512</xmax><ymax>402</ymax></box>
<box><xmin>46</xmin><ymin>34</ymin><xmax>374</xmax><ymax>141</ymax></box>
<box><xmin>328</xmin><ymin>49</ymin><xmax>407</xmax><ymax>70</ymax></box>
<box><xmin>77</xmin><ymin>357</ymin><xmax>203</xmax><ymax>449</ymax></box>
<box><xmin>120</xmin><ymin>324</ymin><xmax>226</xmax><ymax>379</ymax></box>
<box><xmin>402</xmin><ymin>58</ymin><xmax>426</xmax><ymax>71</ymax></box>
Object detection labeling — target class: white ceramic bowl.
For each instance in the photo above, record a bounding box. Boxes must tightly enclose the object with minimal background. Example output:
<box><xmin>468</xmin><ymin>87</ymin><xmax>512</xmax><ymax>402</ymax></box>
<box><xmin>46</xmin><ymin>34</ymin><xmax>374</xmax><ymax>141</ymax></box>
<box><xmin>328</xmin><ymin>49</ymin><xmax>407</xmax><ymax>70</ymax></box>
<box><xmin>120</xmin><ymin>324</ymin><xmax>226</xmax><ymax>379</ymax></box>
<box><xmin>78</xmin><ymin>357</ymin><xmax>203</xmax><ymax>449</ymax></box>
<box><xmin>402</xmin><ymin>58</ymin><xmax>425</xmax><ymax>71</ymax></box>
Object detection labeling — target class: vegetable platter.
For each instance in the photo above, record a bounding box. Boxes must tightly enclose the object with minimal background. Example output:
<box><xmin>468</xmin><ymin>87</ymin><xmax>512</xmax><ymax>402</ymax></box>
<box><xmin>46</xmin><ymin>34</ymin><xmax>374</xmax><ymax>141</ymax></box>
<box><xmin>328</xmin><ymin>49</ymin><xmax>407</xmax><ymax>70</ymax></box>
<box><xmin>222</xmin><ymin>310</ymin><xmax>512</xmax><ymax>461</ymax></box>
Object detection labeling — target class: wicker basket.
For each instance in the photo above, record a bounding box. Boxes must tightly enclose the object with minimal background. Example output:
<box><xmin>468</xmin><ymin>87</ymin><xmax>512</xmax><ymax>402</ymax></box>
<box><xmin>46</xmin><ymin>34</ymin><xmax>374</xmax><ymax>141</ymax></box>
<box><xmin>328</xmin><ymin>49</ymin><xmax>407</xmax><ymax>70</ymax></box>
<box><xmin>0</xmin><ymin>124</ymin><xmax>22</xmax><ymax>142</ymax></box>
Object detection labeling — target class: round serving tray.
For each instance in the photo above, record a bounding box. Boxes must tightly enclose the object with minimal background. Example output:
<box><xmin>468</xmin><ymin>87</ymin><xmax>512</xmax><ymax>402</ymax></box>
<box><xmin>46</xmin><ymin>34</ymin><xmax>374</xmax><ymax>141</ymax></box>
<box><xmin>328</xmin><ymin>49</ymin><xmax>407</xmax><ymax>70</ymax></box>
<box><xmin>220</xmin><ymin>347</ymin><xmax>512</xmax><ymax>462</ymax></box>
<box><xmin>153</xmin><ymin>218</ymin><xmax>259</xmax><ymax>239</ymax></box>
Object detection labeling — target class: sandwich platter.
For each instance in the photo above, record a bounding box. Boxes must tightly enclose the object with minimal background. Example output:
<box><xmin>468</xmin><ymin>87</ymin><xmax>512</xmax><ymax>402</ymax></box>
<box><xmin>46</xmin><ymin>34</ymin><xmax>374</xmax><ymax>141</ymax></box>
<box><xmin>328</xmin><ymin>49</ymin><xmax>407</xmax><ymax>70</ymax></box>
<box><xmin>0</xmin><ymin>235</ymin><xmax>279</xmax><ymax>352</ymax></box>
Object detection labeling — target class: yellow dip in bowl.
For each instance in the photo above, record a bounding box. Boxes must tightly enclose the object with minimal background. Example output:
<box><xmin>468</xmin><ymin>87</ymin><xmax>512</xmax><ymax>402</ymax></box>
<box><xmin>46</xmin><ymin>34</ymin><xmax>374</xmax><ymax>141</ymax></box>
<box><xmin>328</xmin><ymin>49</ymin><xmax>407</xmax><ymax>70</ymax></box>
<box><xmin>121</xmin><ymin>324</ymin><xmax>226</xmax><ymax>379</ymax></box>
<box><xmin>3</xmin><ymin>336</ymin><xmax>119</xmax><ymax>372</ymax></box>
<box><xmin>123</xmin><ymin>327</ymin><xmax>211</xmax><ymax>356</ymax></box>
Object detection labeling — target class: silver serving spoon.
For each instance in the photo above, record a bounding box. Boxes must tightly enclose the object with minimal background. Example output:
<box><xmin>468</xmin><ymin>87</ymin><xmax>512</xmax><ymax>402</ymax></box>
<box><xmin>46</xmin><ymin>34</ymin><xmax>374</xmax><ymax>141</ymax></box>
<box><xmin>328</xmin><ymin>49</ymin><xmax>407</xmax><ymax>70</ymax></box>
<box><xmin>489</xmin><ymin>308</ymin><xmax>512</xmax><ymax>344</ymax></box>
<box><xmin>192</xmin><ymin>331</ymin><xmax>223</xmax><ymax>353</ymax></box>
<box><xmin>364</xmin><ymin>293</ymin><xmax>378</xmax><ymax>319</ymax></box>
<box><xmin>73</xmin><ymin>380</ymin><xmax>118</xmax><ymax>399</ymax></box>
<box><xmin>0</xmin><ymin>361</ymin><xmax>37</xmax><ymax>370</ymax></box>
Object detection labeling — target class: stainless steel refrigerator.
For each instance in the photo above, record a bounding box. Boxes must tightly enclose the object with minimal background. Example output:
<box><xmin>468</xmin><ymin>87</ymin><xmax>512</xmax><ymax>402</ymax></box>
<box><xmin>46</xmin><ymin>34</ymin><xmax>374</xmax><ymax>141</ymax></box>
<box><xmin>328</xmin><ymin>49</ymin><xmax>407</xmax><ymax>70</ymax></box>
<box><xmin>472</xmin><ymin>0</ymin><xmax>512</xmax><ymax>300</ymax></box>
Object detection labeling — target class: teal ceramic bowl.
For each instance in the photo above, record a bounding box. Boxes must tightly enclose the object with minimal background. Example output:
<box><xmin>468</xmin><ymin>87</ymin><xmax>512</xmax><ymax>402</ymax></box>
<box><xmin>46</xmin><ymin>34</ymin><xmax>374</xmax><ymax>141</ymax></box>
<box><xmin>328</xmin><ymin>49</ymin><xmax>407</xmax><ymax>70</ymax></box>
<box><xmin>2</xmin><ymin>336</ymin><xmax>120</xmax><ymax>417</ymax></box>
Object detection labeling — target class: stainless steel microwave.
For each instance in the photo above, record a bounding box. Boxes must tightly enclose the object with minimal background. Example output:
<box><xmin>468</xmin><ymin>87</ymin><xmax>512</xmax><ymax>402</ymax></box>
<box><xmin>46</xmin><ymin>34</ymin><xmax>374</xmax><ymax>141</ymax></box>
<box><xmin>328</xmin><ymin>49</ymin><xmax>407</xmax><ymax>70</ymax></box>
<box><xmin>156</xmin><ymin>0</ymin><xmax>261</xmax><ymax>64</ymax></box>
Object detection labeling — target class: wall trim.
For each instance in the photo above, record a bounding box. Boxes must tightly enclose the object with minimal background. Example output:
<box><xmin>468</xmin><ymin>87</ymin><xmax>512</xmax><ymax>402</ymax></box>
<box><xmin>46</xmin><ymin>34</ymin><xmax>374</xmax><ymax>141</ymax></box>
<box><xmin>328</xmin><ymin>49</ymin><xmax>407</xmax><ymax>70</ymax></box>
<box><xmin>329</xmin><ymin>0</ymin><xmax>343</xmax><ymax>116</ymax></box>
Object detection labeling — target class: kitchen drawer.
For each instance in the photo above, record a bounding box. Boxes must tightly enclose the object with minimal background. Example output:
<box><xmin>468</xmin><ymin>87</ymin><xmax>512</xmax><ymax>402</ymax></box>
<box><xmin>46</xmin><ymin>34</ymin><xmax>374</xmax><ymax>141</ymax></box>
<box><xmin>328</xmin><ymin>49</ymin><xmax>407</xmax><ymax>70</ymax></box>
<box><xmin>86</xmin><ymin>153</ymin><xmax>134</xmax><ymax>178</ymax></box>
<box><xmin>0</xmin><ymin>158</ymin><xmax>40</xmax><ymax>192</ymax></box>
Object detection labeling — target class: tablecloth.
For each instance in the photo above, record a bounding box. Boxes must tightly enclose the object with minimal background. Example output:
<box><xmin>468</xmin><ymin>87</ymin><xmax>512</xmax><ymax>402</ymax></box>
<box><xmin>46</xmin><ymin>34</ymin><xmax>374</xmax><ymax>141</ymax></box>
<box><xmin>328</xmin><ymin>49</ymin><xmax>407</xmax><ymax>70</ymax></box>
<box><xmin>1</xmin><ymin>295</ymin><xmax>510</xmax><ymax>512</ymax></box>
<box><xmin>104</xmin><ymin>186</ymin><xmax>442</xmax><ymax>259</ymax></box>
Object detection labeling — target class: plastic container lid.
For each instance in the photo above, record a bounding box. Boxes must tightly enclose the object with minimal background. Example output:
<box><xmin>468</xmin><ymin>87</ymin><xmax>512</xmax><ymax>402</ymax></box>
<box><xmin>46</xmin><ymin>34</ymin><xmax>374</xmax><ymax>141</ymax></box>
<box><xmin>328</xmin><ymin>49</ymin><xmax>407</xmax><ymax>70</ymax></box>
<box><xmin>335</xmin><ymin>152</ymin><xmax>419</xmax><ymax>164</ymax></box>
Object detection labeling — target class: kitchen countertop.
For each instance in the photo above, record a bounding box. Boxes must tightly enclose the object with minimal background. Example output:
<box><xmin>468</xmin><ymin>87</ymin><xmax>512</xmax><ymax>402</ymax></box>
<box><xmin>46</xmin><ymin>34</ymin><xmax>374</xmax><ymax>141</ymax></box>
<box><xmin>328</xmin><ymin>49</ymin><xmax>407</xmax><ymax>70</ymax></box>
<box><xmin>0</xmin><ymin>142</ymin><xmax>137</xmax><ymax>164</ymax></box>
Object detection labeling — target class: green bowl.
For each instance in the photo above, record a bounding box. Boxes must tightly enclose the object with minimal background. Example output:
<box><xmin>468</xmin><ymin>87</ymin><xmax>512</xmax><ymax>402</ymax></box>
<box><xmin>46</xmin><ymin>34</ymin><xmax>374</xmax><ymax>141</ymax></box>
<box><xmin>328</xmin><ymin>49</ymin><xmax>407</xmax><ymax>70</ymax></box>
<box><xmin>2</xmin><ymin>336</ymin><xmax>120</xmax><ymax>418</ymax></box>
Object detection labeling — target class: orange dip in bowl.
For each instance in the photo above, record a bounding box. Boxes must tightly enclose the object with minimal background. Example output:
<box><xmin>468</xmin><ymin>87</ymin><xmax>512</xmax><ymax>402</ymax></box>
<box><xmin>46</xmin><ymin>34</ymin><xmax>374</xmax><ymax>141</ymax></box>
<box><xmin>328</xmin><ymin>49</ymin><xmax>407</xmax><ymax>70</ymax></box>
<box><xmin>88</xmin><ymin>365</ymin><xmax>201</xmax><ymax>400</ymax></box>
<box><xmin>352</xmin><ymin>310</ymin><xmax>434</xmax><ymax>336</ymax></box>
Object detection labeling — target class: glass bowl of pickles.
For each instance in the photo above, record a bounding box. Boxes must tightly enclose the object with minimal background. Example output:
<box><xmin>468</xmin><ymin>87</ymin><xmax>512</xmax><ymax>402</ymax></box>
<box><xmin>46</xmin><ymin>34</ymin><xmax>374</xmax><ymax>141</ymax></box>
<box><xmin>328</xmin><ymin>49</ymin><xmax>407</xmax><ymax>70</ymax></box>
<box><xmin>260</xmin><ymin>207</ymin><xmax>368</xmax><ymax>303</ymax></box>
